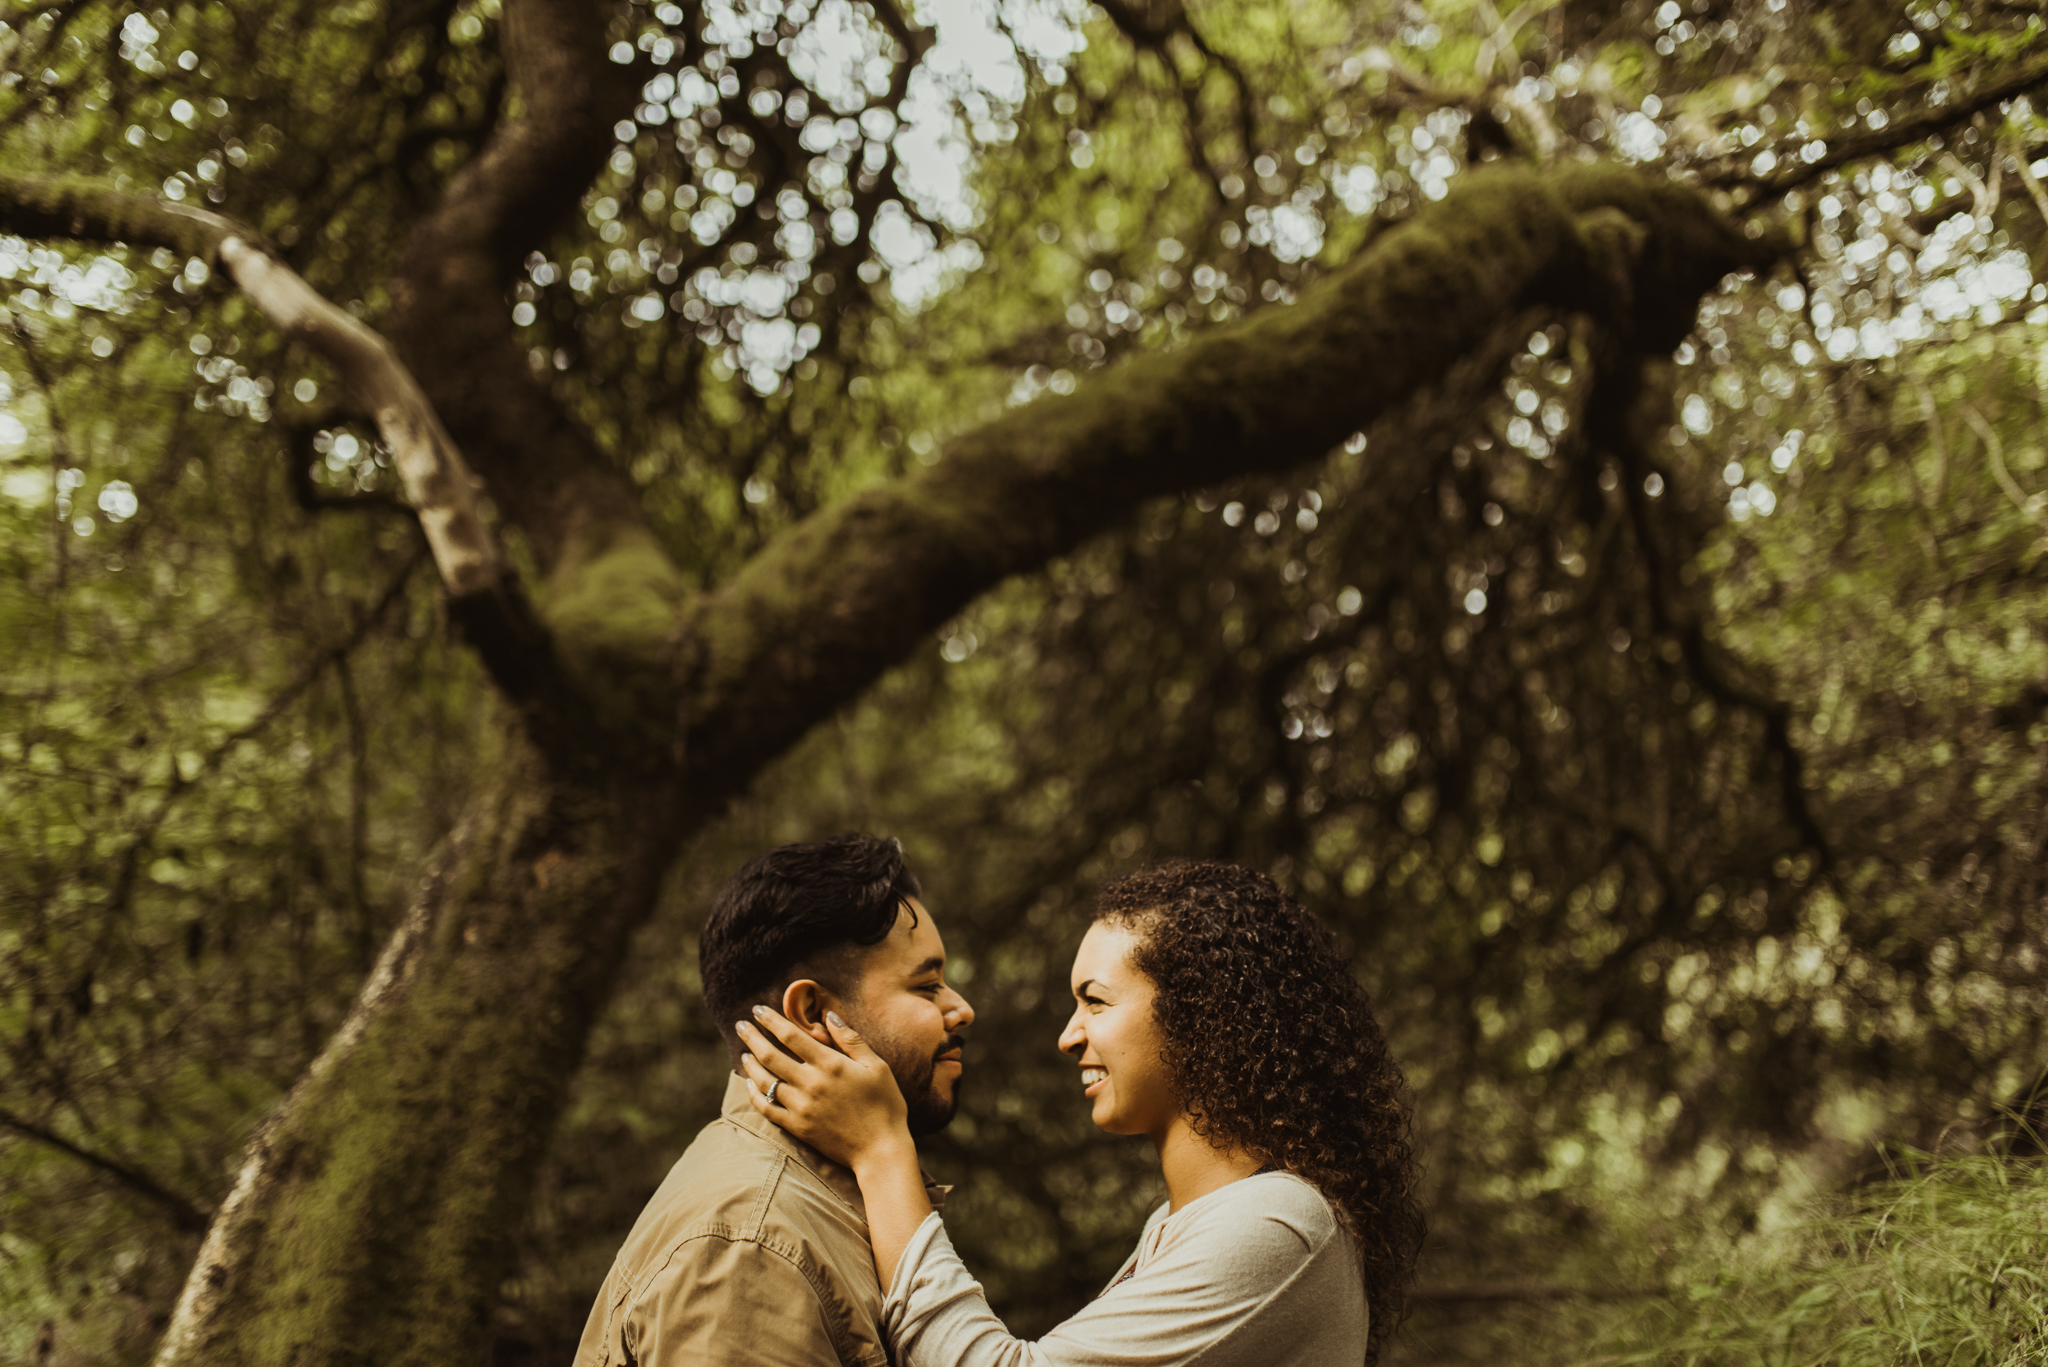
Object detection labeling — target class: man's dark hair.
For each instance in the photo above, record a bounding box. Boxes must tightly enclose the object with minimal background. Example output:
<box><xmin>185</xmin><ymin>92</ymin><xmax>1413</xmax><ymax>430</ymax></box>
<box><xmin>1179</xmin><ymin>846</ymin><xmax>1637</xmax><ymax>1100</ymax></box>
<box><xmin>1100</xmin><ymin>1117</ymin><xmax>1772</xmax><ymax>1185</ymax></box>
<box><xmin>699</xmin><ymin>834</ymin><xmax>921</xmax><ymax>1054</ymax></box>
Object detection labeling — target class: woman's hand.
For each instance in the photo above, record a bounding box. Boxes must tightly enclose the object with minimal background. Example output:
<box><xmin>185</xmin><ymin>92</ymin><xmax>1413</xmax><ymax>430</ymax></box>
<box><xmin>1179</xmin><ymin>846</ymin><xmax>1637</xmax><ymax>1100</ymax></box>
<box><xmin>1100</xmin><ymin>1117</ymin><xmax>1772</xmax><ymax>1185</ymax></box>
<box><xmin>737</xmin><ymin>1006</ymin><xmax>935</xmax><ymax>1293</ymax></box>
<box><xmin>736</xmin><ymin>1007</ymin><xmax>915</xmax><ymax>1176</ymax></box>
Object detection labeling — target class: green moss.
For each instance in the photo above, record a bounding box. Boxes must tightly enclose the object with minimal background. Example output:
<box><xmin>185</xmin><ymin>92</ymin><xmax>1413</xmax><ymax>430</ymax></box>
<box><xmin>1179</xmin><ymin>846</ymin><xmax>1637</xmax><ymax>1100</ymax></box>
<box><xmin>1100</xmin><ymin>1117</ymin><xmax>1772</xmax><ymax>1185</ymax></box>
<box><xmin>541</xmin><ymin>522</ymin><xmax>692</xmax><ymax>746</ymax></box>
<box><xmin>670</xmin><ymin>164</ymin><xmax>1761</xmax><ymax>779</ymax></box>
<box><xmin>188</xmin><ymin>750</ymin><xmax>655</xmax><ymax>1366</ymax></box>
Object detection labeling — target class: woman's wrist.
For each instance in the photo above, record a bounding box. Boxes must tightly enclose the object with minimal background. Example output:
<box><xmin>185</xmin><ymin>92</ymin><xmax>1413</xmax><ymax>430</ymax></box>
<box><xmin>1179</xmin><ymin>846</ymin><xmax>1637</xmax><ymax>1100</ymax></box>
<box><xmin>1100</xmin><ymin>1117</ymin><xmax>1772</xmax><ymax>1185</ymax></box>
<box><xmin>847</xmin><ymin>1129</ymin><xmax>934</xmax><ymax>1294</ymax></box>
<box><xmin>849</xmin><ymin>1127</ymin><xmax>920</xmax><ymax>1184</ymax></box>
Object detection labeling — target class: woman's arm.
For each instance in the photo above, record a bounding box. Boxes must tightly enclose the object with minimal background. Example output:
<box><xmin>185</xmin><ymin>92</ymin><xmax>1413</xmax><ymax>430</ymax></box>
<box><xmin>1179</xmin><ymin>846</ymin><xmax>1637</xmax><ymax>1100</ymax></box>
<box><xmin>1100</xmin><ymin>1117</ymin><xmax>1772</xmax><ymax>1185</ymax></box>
<box><xmin>735</xmin><ymin>1010</ymin><xmax>933</xmax><ymax>1291</ymax></box>
<box><xmin>885</xmin><ymin>1174</ymin><xmax>1356</xmax><ymax>1367</ymax></box>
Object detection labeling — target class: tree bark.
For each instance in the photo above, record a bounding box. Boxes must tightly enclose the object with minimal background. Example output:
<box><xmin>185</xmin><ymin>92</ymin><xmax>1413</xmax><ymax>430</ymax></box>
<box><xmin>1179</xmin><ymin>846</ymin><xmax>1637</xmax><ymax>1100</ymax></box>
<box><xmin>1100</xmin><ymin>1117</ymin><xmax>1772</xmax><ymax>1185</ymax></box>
<box><xmin>217</xmin><ymin>237</ymin><xmax>505</xmax><ymax>597</ymax></box>
<box><xmin>383</xmin><ymin>0</ymin><xmax>648</xmax><ymax>577</ymax></box>
<box><xmin>152</xmin><ymin>724</ymin><xmax>680</xmax><ymax>1367</ymax></box>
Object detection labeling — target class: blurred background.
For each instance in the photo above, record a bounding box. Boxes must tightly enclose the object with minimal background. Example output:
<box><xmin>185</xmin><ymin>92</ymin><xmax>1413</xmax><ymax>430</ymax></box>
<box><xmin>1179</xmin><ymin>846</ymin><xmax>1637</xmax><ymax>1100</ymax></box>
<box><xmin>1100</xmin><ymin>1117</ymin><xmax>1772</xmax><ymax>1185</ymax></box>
<box><xmin>4</xmin><ymin>0</ymin><xmax>2048</xmax><ymax>1362</ymax></box>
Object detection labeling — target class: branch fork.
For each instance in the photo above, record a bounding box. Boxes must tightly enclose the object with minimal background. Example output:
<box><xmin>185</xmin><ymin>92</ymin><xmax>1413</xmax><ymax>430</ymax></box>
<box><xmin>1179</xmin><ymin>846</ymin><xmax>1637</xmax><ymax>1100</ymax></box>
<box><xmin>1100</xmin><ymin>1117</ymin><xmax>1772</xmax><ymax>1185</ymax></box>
<box><xmin>0</xmin><ymin>174</ymin><xmax>507</xmax><ymax>602</ymax></box>
<box><xmin>213</xmin><ymin>237</ymin><xmax>503</xmax><ymax>597</ymax></box>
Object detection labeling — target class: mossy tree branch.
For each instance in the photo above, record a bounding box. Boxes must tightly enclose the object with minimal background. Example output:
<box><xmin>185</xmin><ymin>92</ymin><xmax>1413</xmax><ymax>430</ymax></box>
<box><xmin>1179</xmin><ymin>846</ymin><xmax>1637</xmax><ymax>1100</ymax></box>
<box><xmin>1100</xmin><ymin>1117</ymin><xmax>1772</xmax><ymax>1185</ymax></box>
<box><xmin>670</xmin><ymin>164</ymin><xmax>1779</xmax><ymax>793</ymax></box>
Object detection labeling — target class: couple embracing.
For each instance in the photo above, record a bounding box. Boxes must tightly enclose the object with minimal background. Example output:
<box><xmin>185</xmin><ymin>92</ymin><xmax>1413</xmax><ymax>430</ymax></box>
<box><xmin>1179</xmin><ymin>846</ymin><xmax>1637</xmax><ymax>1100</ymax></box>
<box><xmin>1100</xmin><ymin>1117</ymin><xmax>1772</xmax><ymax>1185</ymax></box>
<box><xmin>575</xmin><ymin>834</ymin><xmax>1424</xmax><ymax>1366</ymax></box>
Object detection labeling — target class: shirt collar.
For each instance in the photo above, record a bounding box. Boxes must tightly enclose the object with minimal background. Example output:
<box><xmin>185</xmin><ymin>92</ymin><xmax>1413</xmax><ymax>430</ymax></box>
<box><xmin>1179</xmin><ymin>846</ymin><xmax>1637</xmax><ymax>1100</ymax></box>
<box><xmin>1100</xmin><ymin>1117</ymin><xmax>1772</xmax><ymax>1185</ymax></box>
<box><xmin>719</xmin><ymin>1072</ymin><xmax>949</xmax><ymax>1215</ymax></box>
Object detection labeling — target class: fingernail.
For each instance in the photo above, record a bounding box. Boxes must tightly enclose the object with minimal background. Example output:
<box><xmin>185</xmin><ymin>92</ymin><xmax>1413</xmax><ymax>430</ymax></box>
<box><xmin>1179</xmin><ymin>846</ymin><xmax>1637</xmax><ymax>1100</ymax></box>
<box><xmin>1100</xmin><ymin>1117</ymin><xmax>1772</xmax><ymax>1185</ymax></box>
<box><xmin>826</xmin><ymin>1011</ymin><xmax>846</xmax><ymax>1029</ymax></box>
<box><xmin>751</xmin><ymin>1005</ymin><xmax>767</xmax><ymax>1018</ymax></box>
<box><xmin>735</xmin><ymin>1021</ymin><xmax>750</xmax><ymax>1034</ymax></box>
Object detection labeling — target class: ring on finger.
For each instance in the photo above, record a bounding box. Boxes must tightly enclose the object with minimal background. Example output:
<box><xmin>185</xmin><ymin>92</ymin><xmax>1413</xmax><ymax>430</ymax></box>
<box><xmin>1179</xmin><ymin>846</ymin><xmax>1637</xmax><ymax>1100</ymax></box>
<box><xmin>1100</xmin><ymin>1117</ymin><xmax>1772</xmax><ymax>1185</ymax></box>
<box><xmin>764</xmin><ymin>1078</ymin><xmax>781</xmax><ymax>1106</ymax></box>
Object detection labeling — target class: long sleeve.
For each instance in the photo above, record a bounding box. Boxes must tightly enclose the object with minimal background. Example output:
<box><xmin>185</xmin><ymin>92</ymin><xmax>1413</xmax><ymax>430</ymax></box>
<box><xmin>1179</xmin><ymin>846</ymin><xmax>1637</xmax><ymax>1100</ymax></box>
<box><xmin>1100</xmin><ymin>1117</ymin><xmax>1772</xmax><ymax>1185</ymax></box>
<box><xmin>879</xmin><ymin>1172</ymin><xmax>1367</xmax><ymax>1367</ymax></box>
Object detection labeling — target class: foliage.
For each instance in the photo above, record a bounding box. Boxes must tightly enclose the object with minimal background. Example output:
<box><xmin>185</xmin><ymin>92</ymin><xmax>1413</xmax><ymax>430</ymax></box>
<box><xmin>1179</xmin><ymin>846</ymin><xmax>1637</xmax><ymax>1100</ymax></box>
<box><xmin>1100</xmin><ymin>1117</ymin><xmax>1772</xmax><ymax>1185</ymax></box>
<box><xmin>3</xmin><ymin>0</ymin><xmax>2048</xmax><ymax>1361</ymax></box>
<box><xmin>1599</xmin><ymin>1151</ymin><xmax>2048</xmax><ymax>1367</ymax></box>
<box><xmin>1373</xmin><ymin>1147</ymin><xmax>2048</xmax><ymax>1367</ymax></box>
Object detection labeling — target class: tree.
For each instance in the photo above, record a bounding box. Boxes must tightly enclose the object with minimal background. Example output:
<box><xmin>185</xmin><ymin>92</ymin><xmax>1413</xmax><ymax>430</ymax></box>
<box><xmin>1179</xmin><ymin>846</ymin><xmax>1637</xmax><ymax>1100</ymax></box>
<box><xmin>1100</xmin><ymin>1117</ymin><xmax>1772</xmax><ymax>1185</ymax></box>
<box><xmin>3</xmin><ymin>0</ymin><xmax>2047</xmax><ymax>1362</ymax></box>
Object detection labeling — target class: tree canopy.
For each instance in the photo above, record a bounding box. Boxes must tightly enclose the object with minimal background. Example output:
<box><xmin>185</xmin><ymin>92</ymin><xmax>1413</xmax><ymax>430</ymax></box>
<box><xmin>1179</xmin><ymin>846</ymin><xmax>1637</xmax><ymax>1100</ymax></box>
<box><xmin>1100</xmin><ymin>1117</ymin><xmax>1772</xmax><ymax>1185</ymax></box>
<box><xmin>3</xmin><ymin>0</ymin><xmax>2048</xmax><ymax>1362</ymax></box>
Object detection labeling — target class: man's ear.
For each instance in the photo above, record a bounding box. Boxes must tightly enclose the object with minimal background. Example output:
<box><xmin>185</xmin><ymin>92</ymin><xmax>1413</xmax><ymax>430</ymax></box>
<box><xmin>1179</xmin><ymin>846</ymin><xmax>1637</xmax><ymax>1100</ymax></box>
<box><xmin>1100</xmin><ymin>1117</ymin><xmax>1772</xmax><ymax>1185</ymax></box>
<box><xmin>780</xmin><ymin>980</ymin><xmax>839</xmax><ymax>1047</ymax></box>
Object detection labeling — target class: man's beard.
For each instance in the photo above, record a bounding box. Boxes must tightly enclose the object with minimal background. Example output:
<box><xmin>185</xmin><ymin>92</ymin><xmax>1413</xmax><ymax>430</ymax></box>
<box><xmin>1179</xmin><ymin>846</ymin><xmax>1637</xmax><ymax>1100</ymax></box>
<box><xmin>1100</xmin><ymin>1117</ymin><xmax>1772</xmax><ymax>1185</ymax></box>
<box><xmin>869</xmin><ymin>1030</ymin><xmax>966</xmax><ymax>1136</ymax></box>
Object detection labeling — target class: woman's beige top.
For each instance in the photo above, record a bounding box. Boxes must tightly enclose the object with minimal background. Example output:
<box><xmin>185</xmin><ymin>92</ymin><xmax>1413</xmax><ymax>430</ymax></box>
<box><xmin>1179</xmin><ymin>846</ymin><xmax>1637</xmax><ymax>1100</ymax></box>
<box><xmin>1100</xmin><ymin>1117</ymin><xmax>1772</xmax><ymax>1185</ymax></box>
<box><xmin>880</xmin><ymin>1170</ymin><xmax>1368</xmax><ymax>1367</ymax></box>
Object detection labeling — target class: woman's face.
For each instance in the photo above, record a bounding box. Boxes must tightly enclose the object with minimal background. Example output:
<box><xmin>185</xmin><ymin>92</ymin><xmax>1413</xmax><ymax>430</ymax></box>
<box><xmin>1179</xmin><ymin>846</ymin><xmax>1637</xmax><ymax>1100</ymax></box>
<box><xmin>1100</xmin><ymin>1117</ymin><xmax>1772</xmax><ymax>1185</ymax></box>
<box><xmin>1057</xmin><ymin>922</ymin><xmax>1180</xmax><ymax>1141</ymax></box>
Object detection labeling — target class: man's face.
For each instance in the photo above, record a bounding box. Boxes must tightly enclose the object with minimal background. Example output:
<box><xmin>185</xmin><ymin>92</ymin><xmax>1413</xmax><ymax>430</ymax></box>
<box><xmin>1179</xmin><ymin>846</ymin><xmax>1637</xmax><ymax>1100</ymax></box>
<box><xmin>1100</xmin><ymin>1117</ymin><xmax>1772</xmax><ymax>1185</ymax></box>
<box><xmin>843</xmin><ymin>898</ymin><xmax>974</xmax><ymax>1135</ymax></box>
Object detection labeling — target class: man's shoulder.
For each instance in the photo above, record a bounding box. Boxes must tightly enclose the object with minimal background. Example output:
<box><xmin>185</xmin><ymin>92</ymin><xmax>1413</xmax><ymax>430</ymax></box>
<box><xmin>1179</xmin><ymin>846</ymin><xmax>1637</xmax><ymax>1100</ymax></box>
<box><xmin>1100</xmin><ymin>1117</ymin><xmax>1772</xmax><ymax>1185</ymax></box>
<box><xmin>579</xmin><ymin>1116</ymin><xmax>887</xmax><ymax>1367</ymax></box>
<box><xmin>621</xmin><ymin>1115</ymin><xmax>871</xmax><ymax>1272</ymax></box>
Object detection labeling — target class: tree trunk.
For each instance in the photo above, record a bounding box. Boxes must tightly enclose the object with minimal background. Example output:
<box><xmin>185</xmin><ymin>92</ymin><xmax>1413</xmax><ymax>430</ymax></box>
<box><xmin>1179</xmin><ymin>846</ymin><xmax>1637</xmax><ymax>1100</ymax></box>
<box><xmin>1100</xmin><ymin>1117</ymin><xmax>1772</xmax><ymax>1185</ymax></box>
<box><xmin>153</xmin><ymin>719</ymin><xmax>680</xmax><ymax>1367</ymax></box>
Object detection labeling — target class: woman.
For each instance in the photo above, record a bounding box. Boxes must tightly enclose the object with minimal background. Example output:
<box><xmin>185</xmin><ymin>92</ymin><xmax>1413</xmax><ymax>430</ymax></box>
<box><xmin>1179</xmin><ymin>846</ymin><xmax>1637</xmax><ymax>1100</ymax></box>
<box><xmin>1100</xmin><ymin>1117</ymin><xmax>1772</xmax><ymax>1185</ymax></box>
<box><xmin>733</xmin><ymin>861</ymin><xmax>1423</xmax><ymax>1366</ymax></box>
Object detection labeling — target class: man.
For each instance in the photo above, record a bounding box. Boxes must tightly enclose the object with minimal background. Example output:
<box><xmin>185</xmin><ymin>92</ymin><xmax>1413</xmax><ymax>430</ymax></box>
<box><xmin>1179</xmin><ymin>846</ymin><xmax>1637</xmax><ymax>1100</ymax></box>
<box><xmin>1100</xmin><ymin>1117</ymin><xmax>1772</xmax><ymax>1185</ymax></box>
<box><xmin>574</xmin><ymin>834</ymin><xmax>974</xmax><ymax>1367</ymax></box>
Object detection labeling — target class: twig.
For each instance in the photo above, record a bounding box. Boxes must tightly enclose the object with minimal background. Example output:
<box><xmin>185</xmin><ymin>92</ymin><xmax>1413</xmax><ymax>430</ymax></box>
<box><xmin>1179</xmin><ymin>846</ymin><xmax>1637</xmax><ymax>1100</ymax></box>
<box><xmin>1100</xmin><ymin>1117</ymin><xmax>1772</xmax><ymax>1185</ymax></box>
<box><xmin>1096</xmin><ymin>0</ymin><xmax>1258</xmax><ymax>195</ymax></box>
<box><xmin>1942</xmin><ymin>151</ymin><xmax>1999</xmax><ymax>224</ymax></box>
<box><xmin>1473</xmin><ymin>0</ymin><xmax>1537</xmax><ymax>81</ymax></box>
<box><xmin>0</xmin><ymin>0</ymin><xmax>96</xmax><ymax>138</ymax></box>
<box><xmin>334</xmin><ymin>657</ymin><xmax>377</xmax><ymax>972</ymax></box>
<box><xmin>1475</xmin><ymin>0</ymin><xmax>1560</xmax><ymax>160</ymax></box>
<box><xmin>1715</xmin><ymin>49</ymin><xmax>2048</xmax><ymax>202</ymax></box>
<box><xmin>1597</xmin><ymin>354</ymin><xmax>1833</xmax><ymax>865</ymax></box>
<box><xmin>1961</xmin><ymin>402</ymin><xmax>2048</xmax><ymax>532</ymax></box>
<box><xmin>97</xmin><ymin>549</ymin><xmax>424</xmax><ymax>929</ymax></box>
<box><xmin>0</xmin><ymin>1104</ymin><xmax>211</xmax><ymax>1233</ymax></box>
<box><xmin>2008</xmin><ymin>129</ymin><xmax>2048</xmax><ymax>270</ymax></box>
<box><xmin>281</xmin><ymin>422</ymin><xmax>421</xmax><ymax>520</ymax></box>
<box><xmin>1</xmin><ymin>307</ymin><xmax>86</xmax><ymax>775</ymax></box>
<box><xmin>1913</xmin><ymin>375</ymin><xmax>1951</xmax><ymax>506</ymax></box>
<box><xmin>1887</xmin><ymin>379</ymin><xmax>1947</xmax><ymax>567</ymax></box>
<box><xmin>168</xmin><ymin>554</ymin><xmax>421</xmax><ymax>795</ymax></box>
<box><xmin>1</xmin><ymin>309</ymin><xmax>78</xmax><ymax>593</ymax></box>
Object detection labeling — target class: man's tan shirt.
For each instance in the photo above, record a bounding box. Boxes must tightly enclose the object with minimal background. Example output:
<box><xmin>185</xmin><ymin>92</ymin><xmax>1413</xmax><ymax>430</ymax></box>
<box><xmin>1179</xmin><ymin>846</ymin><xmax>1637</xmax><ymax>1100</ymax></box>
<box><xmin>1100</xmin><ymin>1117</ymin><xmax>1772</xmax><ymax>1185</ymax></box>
<box><xmin>574</xmin><ymin>1073</ymin><xmax>942</xmax><ymax>1367</ymax></box>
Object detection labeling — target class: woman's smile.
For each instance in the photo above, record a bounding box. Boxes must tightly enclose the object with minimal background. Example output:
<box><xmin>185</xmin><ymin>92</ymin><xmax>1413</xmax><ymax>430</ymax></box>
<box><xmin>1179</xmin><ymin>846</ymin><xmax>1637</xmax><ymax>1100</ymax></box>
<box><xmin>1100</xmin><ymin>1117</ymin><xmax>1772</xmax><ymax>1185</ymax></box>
<box><xmin>1080</xmin><ymin>1066</ymin><xmax>1107</xmax><ymax>1095</ymax></box>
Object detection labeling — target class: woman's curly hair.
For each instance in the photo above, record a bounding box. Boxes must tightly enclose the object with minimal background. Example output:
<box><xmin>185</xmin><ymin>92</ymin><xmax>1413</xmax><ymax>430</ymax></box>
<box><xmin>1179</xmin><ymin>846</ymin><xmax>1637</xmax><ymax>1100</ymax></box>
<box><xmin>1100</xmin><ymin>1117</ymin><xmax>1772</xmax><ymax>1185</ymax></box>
<box><xmin>1095</xmin><ymin>861</ymin><xmax>1424</xmax><ymax>1364</ymax></box>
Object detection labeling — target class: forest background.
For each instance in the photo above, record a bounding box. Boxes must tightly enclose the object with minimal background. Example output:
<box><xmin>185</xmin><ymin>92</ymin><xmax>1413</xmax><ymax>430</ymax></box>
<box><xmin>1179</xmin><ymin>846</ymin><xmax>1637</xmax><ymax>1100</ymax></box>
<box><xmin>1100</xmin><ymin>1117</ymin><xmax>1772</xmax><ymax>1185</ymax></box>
<box><xmin>4</xmin><ymin>0</ymin><xmax>2048</xmax><ymax>1362</ymax></box>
